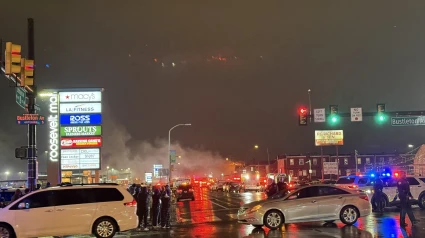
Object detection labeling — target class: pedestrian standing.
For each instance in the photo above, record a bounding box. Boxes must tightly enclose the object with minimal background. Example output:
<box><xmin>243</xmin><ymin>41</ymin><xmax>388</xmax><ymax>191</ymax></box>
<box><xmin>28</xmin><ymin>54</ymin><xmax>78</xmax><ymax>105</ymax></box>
<box><xmin>373</xmin><ymin>177</ymin><xmax>384</xmax><ymax>213</ymax></box>
<box><xmin>397</xmin><ymin>172</ymin><xmax>418</xmax><ymax>227</ymax></box>
<box><xmin>136</xmin><ymin>186</ymin><xmax>150</xmax><ymax>231</ymax></box>
<box><xmin>11</xmin><ymin>189</ymin><xmax>22</xmax><ymax>203</ymax></box>
<box><xmin>160</xmin><ymin>185</ymin><xmax>171</xmax><ymax>228</ymax></box>
<box><xmin>151</xmin><ymin>186</ymin><xmax>162</xmax><ymax>228</ymax></box>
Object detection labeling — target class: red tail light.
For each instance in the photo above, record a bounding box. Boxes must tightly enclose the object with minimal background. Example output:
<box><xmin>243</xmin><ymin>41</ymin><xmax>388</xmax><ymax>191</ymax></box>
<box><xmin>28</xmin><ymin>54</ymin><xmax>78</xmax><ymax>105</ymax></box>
<box><xmin>359</xmin><ymin>195</ymin><xmax>369</xmax><ymax>201</ymax></box>
<box><xmin>348</xmin><ymin>185</ymin><xmax>358</xmax><ymax>189</ymax></box>
<box><xmin>289</xmin><ymin>184</ymin><xmax>293</xmax><ymax>187</ymax></box>
<box><xmin>189</xmin><ymin>189</ymin><xmax>194</xmax><ymax>192</ymax></box>
<box><xmin>124</xmin><ymin>200</ymin><xmax>137</xmax><ymax>207</ymax></box>
<box><xmin>177</xmin><ymin>189</ymin><xmax>183</xmax><ymax>193</ymax></box>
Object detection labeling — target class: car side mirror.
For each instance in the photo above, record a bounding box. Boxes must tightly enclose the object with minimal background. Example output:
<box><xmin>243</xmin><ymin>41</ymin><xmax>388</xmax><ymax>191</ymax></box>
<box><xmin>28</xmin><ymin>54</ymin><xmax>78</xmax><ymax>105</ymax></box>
<box><xmin>18</xmin><ymin>202</ymin><xmax>29</xmax><ymax>209</ymax></box>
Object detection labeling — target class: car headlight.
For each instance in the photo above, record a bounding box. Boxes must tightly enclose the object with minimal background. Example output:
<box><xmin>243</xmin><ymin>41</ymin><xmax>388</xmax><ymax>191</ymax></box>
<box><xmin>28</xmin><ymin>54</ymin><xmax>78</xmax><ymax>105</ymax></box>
<box><xmin>247</xmin><ymin>205</ymin><xmax>262</xmax><ymax>213</ymax></box>
<box><xmin>365</xmin><ymin>189</ymin><xmax>371</xmax><ymax>194</ymax></box>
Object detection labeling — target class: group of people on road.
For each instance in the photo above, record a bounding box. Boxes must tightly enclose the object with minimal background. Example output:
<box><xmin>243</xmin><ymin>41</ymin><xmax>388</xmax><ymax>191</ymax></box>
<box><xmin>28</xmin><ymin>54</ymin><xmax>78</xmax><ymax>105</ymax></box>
<box><xmin>128</xmin><ymin>183</ymin><xmax>172</xmax><ymax>231</ymax></box>
<box><xmin>265</xmin><ymin>180</ymin><xmax>289</xmax><ymax>199</ymax></box>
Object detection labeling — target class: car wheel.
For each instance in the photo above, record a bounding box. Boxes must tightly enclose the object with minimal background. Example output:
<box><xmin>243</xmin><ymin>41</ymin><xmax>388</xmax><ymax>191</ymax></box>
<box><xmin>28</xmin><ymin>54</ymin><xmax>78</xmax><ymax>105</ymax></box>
<box><xmin>418</xmin><ymin>195</ymin><xmax>425</xmax><ymax>209</ymax></box>
<box><xmin>93</xmin><ymin>217</ymin><xmax>117</xmax><ymax>238</ymax></box>
<box><xmin>264</xmin><ymin>210</ymin><xmax>284</xmax><ymax>230</ymax></box>
<box><xmin>339</xmin><ymin>206</ymin><xmax>359</xmax><ymax>225</ymax></box>
<box><xmin>0</xmin><ymin>224</ymin><xmax>15</xmax><ymax>238</ymax></box>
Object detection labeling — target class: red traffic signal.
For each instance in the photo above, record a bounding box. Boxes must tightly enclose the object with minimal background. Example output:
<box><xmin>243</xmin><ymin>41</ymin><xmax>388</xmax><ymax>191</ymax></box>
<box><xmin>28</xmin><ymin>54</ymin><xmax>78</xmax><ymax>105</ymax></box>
<box><xmin>298</xmin><ymin>107</ymin><xmax>308</xmax><ymax>126</ymax></box>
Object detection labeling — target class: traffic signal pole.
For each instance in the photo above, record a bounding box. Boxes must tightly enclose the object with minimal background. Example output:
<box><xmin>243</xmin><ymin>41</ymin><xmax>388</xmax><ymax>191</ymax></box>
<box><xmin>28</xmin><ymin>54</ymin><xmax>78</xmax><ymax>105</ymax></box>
<box><xmin>27</xmin><ymin>18</ymin><xmax>37</xmax><ymax>191</ymax></box>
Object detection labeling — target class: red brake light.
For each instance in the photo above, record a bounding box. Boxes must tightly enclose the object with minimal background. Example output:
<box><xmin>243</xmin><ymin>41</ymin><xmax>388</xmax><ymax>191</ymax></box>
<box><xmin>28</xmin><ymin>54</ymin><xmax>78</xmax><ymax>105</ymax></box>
<box><xmin>124</xmin><ymin>199</ymin><xmax>137</xmax><ymax>207</ymax></box>
<box><xmin>394</xmin><ymin>172</ymin><xmax>399</xmax><ymax>177</ymax></box>
<box><xmin>189</xmin><ymin>189</ymin><xmax>194</xmax><ymax>192</ymax></box>
<box><xmin>177</xmin><ymin>189</ymin><xmax>183</xmax><ymax>193</ymax></box>
<box><xmin>359</xmin><ymin>195</ymin><xmax>369</xmax><ymax>201</ymax></box>
<box><xmin>348</xmin><ymin>185</ymin><xmax>358</xmax><ymax>189</ymax></box>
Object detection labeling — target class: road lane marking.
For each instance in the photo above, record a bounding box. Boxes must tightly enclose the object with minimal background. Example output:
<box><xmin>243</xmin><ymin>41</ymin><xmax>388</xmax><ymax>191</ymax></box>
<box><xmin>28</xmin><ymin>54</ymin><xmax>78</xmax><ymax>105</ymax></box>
<box><xmin>209</xmin><ymin>199</ymin><xmax>229</xmax><ymax>209</ymax></box>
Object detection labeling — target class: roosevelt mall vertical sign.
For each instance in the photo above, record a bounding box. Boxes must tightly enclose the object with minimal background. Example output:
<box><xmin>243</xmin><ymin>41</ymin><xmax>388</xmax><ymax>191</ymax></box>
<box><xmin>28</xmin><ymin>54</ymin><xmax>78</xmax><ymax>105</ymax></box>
<box><xmin>47</xmin><ymin>89</ymin><xmax>103</xmax><ymax>174</ymax></box>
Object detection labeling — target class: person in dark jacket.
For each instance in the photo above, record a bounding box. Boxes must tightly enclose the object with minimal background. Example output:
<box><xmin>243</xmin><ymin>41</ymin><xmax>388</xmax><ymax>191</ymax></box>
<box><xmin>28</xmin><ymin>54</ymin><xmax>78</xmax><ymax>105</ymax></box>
<box><xmin>160</xmin><ymin>185</ymin><xmax>171</xmax><ymax>228</ymax></box>
<box><xmin>151</xmin><ymin>186</ymin><xmax>162</xmax><ymax>228</ymax></box>
<box><xmin>373</xmin><ymin>178</ymin><xmax>384</xmax><ymax>213</ymax></box>
<box><xmin>136</xmin><ymin>186</ymin><xmax>150</xmax><ymax>231</ymax></box>
<box><xmin>266</xmin><ymin>181</ymin><xmax>278</xmax><ymax>198</ymax></box>
<box><xmin>397</xmin><ymin>173</ymin><xmax>418</xmax><ymax>227</ymax></box>
<box><xmin>11</xmin><ymin>189</ymin><xmax>22</xmax><ymax>203</ymax></box>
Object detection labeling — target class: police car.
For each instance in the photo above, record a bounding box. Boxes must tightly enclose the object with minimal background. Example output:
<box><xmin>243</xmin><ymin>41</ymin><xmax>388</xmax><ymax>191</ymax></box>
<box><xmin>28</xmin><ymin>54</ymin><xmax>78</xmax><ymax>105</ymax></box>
<box><xmin>369</xmin><ymin>174</ymin><xmax>425</xmax><ymax>208</ymax></box>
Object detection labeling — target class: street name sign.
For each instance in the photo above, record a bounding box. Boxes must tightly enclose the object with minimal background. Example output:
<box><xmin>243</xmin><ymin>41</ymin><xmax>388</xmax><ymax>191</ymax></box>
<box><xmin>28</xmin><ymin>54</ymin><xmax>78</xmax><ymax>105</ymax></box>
<box><xmin>16</xmin><ymin>114</ymin><xmax>45</xmax><ymax>125</ymax></box>
<box><xmin>16</xmin><ymin>87</ymin><xmax>26</xmax><ymax>109</ymax></box>
<box><xmin>391</xmin><ymin>116</ymin><xmax>425</xmax><ymax>126</ymax></box>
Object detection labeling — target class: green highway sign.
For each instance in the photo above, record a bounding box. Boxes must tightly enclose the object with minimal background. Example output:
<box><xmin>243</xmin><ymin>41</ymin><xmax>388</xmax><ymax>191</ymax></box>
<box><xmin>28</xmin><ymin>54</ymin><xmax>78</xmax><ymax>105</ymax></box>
<box><xmin>60</xmin><ymin>126</ymin><xmax>102</xmax><ymax>137</ymax></box>
<box><xmin>16</xmin><ymin>87</ymin><xmax>26</xmax><ymax>109</ymax></box>
<box><xmin>170</xmin><ymin>150</ymin><xmax>176</xmax><ymax>163</ymax></box>
<box><xmin>391</xmin><ymin>116</ymin><xmax>425</xmax><ymax>126</ymax></box>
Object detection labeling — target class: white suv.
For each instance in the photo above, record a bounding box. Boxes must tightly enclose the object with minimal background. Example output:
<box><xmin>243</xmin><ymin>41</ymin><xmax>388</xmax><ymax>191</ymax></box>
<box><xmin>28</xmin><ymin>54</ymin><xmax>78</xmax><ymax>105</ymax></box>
<box><xmin>371</xmin><ymin>176</ymin><xmax>425</xmax><ymax>208</ymax></box>
<box><xmin>0</xmin><ymin>183</ymin><xmax>138</xmax><ymax>238</ymax></box>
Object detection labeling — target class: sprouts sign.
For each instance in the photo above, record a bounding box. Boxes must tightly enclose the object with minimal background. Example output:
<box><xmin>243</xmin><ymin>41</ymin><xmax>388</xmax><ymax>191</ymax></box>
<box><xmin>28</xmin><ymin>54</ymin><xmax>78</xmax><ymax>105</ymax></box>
<box><xmin>45</xmin><ymin>89</ymin><xmax>103</xmax><ymax>172</ymax></box>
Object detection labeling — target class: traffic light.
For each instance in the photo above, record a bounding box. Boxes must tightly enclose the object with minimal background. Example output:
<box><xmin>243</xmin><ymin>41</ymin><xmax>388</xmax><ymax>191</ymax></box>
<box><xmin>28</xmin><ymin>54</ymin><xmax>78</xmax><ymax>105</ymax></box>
<box><xmin>298</xmin><ymin>107</ymin><xmax>308</xmax><ymax>125</ymax></box>
<box><xmin>20</xmin><ymin>59</ymin><xmax>34</xmax><ymax>86</ymax></box>
<box><xmin>5</xmin><ymin>42</ymin><xmax>22</xmax><ymax>74</ymax></box>
<box><xmin>329</xmin><ymin>105</ymin><xmax>339</xmax><ymax>124</ymax></box>
<box><xmin>375</xmin><ymin>103</ymin><xmax>387</xmax><ymax>123</ymax></box>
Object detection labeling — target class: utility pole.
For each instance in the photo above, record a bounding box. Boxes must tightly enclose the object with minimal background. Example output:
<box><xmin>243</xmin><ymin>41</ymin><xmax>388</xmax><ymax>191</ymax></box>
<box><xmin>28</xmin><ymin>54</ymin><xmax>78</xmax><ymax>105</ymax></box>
<box><xmin>27</xmin><ymin>18</ymin><xmax>37</xmax><ymax>191</ymax></box>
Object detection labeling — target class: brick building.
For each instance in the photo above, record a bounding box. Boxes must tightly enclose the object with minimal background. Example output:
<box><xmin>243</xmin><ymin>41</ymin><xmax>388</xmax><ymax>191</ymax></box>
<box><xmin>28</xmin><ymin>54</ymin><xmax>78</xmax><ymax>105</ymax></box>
<box><xmin>276</xmin><ymin>153</ymin><xmax>414</xmax><ymax>180</ymax></box>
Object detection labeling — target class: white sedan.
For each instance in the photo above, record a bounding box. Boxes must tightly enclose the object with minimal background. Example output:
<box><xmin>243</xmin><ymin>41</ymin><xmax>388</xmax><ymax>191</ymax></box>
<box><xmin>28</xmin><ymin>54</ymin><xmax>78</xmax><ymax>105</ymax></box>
<box><xmin>237</xmin><ymin>184</ymin><xmax>371</xmax><ymax>230</ymax></box>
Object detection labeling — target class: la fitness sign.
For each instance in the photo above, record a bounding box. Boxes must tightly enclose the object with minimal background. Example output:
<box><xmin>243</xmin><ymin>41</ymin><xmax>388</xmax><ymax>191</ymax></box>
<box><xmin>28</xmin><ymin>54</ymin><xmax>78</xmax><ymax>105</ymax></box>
<box><xmin>48</xmin><ymin>92</ymin><xmax>59</xmax><ymax>162</ymax></box>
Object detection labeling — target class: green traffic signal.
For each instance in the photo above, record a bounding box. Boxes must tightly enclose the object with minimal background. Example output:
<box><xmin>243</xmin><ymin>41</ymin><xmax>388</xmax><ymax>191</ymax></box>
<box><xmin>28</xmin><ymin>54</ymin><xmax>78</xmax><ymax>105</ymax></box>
<box><xmin>375</xmin><ymin>113</ymin><xmax>387</xmax><ymax>124</ymax></box>
<box><xmin>331</xmin><ymin>116</ymin><xmax>337</xmax><ymax>122</ymax></box>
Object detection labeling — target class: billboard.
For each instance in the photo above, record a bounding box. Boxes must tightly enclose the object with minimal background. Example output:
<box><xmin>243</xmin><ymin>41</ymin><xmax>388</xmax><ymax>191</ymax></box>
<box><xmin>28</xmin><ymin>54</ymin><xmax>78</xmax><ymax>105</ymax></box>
<box><xmin>59</xmin><ymin>91</ymin><xmax>102</xmax><ymax>103</ymax></box>
<box><xmin>315</xmin><ymin>130</ymin><xmax>344</xmax><ymax>146</ymax></box>
<box><xmin>60</xmin><ymin>126</ymin><xmax>102</xmax><ymax>137</ymax></box>
<box><xmin>60</xmin><ymin>114</ymin><xmax>102</xmax><ymax>125</ymax></box>
<box><xmin>60</xmin><ymin>103</ymin><xmax>102</xmax><ymax>114</ymax></box>
<box><xmin>61</xmin><ymin>137</ymin><xmax>102</xmax><ymax>148</ymax></box>
<box><xmin>61</xmin><ymin>148</ymin><xmax>100</xmax><ymax>170</ymax></box>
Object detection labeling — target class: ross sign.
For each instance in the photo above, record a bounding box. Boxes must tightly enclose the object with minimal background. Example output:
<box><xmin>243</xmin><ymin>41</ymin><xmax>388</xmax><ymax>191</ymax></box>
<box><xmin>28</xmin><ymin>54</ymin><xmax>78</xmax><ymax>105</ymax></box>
<box><xmin>60</xmin><ymin>103</ymin><xmax>102</xmax><ymax>114</ymax></box>
<box><xmin>61</xmin><ymin>148</ymin><xmax>100</xmax><ymax>170</ymax></box>
<box><xmin>145</xmin><ymin>172</ymin><xmax>153</xmax><ymax>183</ymax></box>
<box><xmin>60</xmin><ymin>137</ymin><xmax>102</xmax><ymax>148</ymax></box>
<box><xmin>59</xmin><ymin>91</ymin><xmax>102</xmax><ymax>103</ymax></box>
<box><xmin>313</xmin><ymin>108</ymin><xmax>326</xmax><ymax>122</ymax></box>
<box><xmin>391</xmin><ymin>116</ymin><xmax>425</xmax><ymax>126</ymax></box>
<box><xmin>350</xmin><ymin>108</ymin><xmax>363</xmax><ymax>122</ymax></box>
<box><xmin>323</xmin><ymin>162</ymin><xmax>338</xmax><ymax>175</ymax></box>
<box><xmin>48</xmin><ymin>92</ymin><xmax>59</xmax><ymax>162</ymax></box>
<box><xmin>170</xmin><ymin>150</ymin><xmax>176</xmax><ymax>163</ymax></box>
<box><xmin>60</xmin><ymin>126</ymin><xmax>102</xmax><ymax>137</ymax></box>
<box><xmin>16</xmin><ymin>114</ymin><xmax>45</xmax><ymax>125</ymax></box>
<box><xmin>60</xmin><ymin>114</ymin><xmax>102</xmax><ymax>125</ymax></box>
<box><xmin>315</xmin><ymin>130</ymin><xmax>344</xmax><ymax>146</ymax></box>
<box><xmin>16</xmin><ymin>87</ymin><xmax>26</xmax><ymax>109</ymax></box>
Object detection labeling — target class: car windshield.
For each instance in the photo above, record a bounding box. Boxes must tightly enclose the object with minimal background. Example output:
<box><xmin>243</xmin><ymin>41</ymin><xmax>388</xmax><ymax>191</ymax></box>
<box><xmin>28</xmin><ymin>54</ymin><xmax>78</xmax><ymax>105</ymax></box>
<box><xmin>336</xmin><ymin>177</ymin><xmax>356</xmax><ymax>184</ymax></box>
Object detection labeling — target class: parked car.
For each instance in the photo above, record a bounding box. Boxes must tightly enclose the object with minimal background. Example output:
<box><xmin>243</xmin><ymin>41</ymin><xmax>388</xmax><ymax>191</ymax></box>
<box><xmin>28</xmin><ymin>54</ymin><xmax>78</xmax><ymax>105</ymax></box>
<box><xmin>237</xmin><ymin>184</ymin><xmax>371</xmax><ymax>230</ymax></box>
<box><xmin>0</xmin><ymin>183</ymin><xmax>138</xmax><ymax>238</ymax></box>
<box><xmin>211</xmin><ymin>180</ymin><xmax>226</xmax><ymax>191</ymax></box>
<box><xmin>227</xmin><ymin>182</ymin><xmax>242</xmax><ymax>193</ymax></box>
<box><xmin>176</xmin><ymin>184</ymin><xmax>195</xmax><ymax>202</ymax></box>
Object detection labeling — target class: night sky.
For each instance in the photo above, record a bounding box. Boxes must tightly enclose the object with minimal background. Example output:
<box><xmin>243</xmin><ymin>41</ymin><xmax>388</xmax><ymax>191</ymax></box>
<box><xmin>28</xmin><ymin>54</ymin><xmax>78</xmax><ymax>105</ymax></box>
<box><xmin>1</xmin><ymin>1</ymin><xmax>425</xmax><ymax>173</ymax></box>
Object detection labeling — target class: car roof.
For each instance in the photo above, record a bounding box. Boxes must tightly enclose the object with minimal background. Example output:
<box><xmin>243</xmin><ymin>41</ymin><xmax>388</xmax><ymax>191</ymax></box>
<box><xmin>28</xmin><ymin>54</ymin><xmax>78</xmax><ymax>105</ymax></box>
<box><xmin>291</xmin><ymin>184</ymin><xmax>358</xmax><ymax>194</ymax></box>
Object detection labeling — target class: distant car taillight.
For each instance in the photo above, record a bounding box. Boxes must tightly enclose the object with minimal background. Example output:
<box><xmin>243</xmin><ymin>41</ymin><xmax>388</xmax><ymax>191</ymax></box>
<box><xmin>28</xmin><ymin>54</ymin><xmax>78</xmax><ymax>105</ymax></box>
<box><xmin>177</xmin><ymin>189</ymin><xmax>183</xmax><ymax>193</ymax></box>
<box><xmin>189</xmin><ymin>189</ymin><xmax>194</xmax><ymax>192</ymax></box>
<box><xmin>359</xmin><ymin>195</ymin><xmax>369</xmax><ymax>201</ymax></box>
<box><xmin>124</xmin><ymin>199</ymin><xmax>137</xmax><ymax>207</ymax></box>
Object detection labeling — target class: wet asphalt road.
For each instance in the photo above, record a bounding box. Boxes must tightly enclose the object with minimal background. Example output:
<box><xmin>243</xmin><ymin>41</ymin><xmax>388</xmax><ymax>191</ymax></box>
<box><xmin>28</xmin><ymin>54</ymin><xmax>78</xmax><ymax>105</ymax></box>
<box><xmin>65</xmin><ymin>187</ymin><xmax>425</xmax><ymax>238</ymax></box>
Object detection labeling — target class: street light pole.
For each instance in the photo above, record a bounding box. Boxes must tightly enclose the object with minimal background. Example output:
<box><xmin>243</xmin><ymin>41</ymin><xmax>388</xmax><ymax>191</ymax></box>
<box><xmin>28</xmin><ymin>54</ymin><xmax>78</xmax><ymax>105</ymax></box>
<box><xmin>308</xmin><ymin>89</ymin><xmax>312</xmax><ymax>122</ymax></box>
<box><xmin>168</xmin><ymin>123</ymin><xmax>191</xmax><ymax>185</ymax></box>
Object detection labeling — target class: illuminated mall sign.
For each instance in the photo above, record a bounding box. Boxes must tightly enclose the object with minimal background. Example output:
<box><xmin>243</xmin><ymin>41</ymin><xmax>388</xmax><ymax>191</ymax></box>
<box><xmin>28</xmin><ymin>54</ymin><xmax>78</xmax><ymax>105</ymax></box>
<box><xmin>61</xmin><ymin>148</ymin><xmax>101</xmax><ymax>170</ymax></box>
<box><xmin>61</xmin><ymin>137</ymin><xmax>102</xmax><ymax>148</ymax></box>
<box><xmin>48</xmin><ymin>92</ymin><xmax>59</xmax><ymax>162</ymax></box>
<box><xmin>60</xmin><ymin>126</ymin><xmax>102</xmax><ymax>137</ymax></box>
<box><xmin>60</xmin><ymin>103</ymin><xmax>102</xmax><ymax>114</ymax></box>
<box><xmin>59</xmin><ymin>91</ymin><xmax>102</xmax><ymax>103</ymax></box>
<box><xmin>60</xmin><ymin>114</ymin><xmax>102</xmax><ymax>125</ymax></box>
